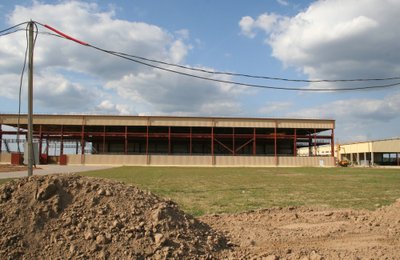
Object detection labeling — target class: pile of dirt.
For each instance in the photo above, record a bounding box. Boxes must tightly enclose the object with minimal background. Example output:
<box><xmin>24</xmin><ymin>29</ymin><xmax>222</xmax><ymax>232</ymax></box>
<box><xmin>0</xmin><ymin>174</ymin><xmax>229</xmax><ymax>259</ymax></box>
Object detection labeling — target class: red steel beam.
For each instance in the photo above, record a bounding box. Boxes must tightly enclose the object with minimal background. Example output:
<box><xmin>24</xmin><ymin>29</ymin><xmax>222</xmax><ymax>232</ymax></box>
<box><xmin>331</xmin><ymin>128</ymin><xmax>335</xmax><ymax>157</ymax></box>
<box><xmin>253</xmin><ymin>128</ymin><xmax>256</xmax><ymax>155</ymax></box>
<box><xmin>60</xmin><ymin>125</ymin><xmax>64</xmax><ymax>155</ymax></box>
<box><xmin>274</xmin><ymin>124</ymin><xmax>277</xmax><ymax>165</ymax></box>
<box><xmin>314</xmin><ymin>128</ymin><xmax>317</xmax><ymax>156</ymax></box>
<box><xmin>168</xmin><ymin>126</ymin><xmax>171</xmax><ymax>154</ymax></box>
<box><xmin>0</xmin><ymin>124</ymin><xmax>2</xmax><ymax>153</ymax></box>
<box><xmin>232</xmin><ymin>128</ymin><xmax>235</xmax><ymax>156</ymax></box>
<box><xmin>102</xmin><ymin>125</ymin><xmax>106</xmax><ymax>153</ymax></box>
<box><xmin>293</xmin><ymin>128</ymin><xmax>297</xmax><ymax>157</ymax></box>
<box><xmin>189</xmin><ymin>127</ymin><xmax>192</xmax><ymax>155</ymax></box>
<box><xmin>124</xmin><ymin>126</ymin><xmax>128</xmax><ymax>155</ymax></box>
<box><xmin>211</xmin><ymin>127</ymin><xmax>214</xmax><ymax>165</ymax></box>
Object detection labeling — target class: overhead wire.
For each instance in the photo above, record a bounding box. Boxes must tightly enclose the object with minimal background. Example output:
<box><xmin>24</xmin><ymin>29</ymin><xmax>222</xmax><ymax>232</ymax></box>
<box><xmin>31</xmin><ymin>21</ymin><xmax>400</xmax><ymax>84</ymax></box>
<box><xmin>4</xmin><ymin>21</ymin><xmax>400</xmax><ymax>93</ymax></box>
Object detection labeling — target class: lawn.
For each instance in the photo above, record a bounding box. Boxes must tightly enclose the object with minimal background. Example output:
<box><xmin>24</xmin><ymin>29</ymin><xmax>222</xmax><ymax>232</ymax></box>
<box><xmin>80</xmin><ymin>166</ymin><xmax>400</xmax><ymax>216</ymax></box>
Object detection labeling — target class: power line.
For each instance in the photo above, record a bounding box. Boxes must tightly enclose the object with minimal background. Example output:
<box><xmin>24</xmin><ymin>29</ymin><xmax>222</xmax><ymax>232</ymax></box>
<box><xmin>4</xmin><ymin>21</ymin><xmax>400</xmax><ymax>92</ymax></box>
<box><xmin>0</xmin><ymin>22</ymin><xmax>28</xmax><ymax>34</ymax></box>
<box><xmin>88</xmin><ymin>44</ymin><xmax>400</xmax><ymax>92</ymax></box>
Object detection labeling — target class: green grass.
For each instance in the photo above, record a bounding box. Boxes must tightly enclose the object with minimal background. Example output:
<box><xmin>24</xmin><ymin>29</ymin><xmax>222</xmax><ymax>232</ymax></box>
<box><xmin>80</xmin><ymin>166</ymin><xmax>400</xmax><ymax>216</ymax></box>
<box><xmin>0</xmin><ymin>178</ymin><xmax>12</xmax><ymax>185</ymax></box>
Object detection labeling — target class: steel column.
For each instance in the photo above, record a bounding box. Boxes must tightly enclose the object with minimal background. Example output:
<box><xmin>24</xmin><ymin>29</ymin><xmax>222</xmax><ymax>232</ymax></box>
<box><xmin>253</xmin><ymin>128</ymin><xmax>256</xmax><ymax>155</ymax></box>
<box><xmin>102</xmin><ymin>125</ymin><xmax>106</xmax><ymax>153</ymax></box>
<box><xmin>38</xmin><ymin>125</ymin><xmax>43</xmax><ymax>156</ymax></box>
<box><xmin>168</xmin><ymin>126</ymin><xmax>171</xmax><ymax>154</ymax></box>
<box><xmin>314</xmin><ymin>128</ymin><xmax>317</xmax><ymax>156</ymax></box>
<box><xmin>274</xmin><ymin>124</ymin><xmax>277</xmax><ymax>165</ymax></box>
<box><xmin>331</xmin><ymin>128</ymin><xmax>335</xmax><ymax>157</ymax></box>
<box><xmin>232</xmin><ymin>128</ymin><xmax>235</xmax><ymax>156</ymax></box>
<box><xmin>46</xmin><ymin>135</ymin><xmax>49</xmax><ymax>157</ymax></box>
<box><xmin>124</xmin><ymin>126</ymin><xmax>128</xmax><ymax>155</ymax></box>
<box><xmin>211</xmin><ymin>127</ymin><xmax>215</xmax><ymax>165</ymax></box>
<box><xmin>293</xmin><ymin>128</ymin><xmax>297</xmax><ymax>157</ymax></box>
<box><xmin>146</xmin><ymin>124</ymin><xmax>149</xmax><ymax>164</ymax></box>
<box><xmin>60</xmin><ymin>125</ymin><xmax>64</xmax><ymax>155</ymax></box>
<box><xmin>80</xmin><ymin>124</ymin><xmax>85</xmax><ymax>164</ymax></box>
<box><xmin>189</xmin><ymin>127</ymin><xmax>192</xmax><ymax>155</ymax></box>
<box><xmin>0</xmin><ymin>124</ymin><xmax>2</xmax><ymax>153</ymax></box>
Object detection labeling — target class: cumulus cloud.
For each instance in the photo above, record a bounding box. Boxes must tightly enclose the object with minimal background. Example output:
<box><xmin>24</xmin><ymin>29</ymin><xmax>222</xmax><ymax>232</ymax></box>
<box><xmin>94</xmin><ymin>100</ymin><xmax>132</xmax><ymax>115</ymax></box>
<box><xmin>239</xmin><ymin>13</ymin><xmax>281</xmax><ymax>38</ymax></box>
<box><xmin>105</xmin><ymin>67</ymin><xmax>244</xmax><ymax>115</ymax></box>
<box><xmin>258</xmin><ymin>101</ymin><xmax>292</xmax><ymax>115</ymax></box>
<box><xmin>240</xmin><ymin>0</ymin><xmax>400</xmax><ymax>84</ymax></box>
<box><xmin>287</xmin><ymin>91</ymin><xmax>400</xmax><ymax>141</ymax></box>
<box><xmin>277</xmin><ymin>0</ymin><xmax>289</xmax><ymax>6</ymax></box>
<box><xmin>0</xmin><ymin>1</ymin><xmax>241</xmax><ymax>116</ymax></box>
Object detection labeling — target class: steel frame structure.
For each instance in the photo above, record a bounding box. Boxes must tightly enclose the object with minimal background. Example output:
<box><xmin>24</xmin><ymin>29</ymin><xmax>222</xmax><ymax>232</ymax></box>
<box><xmin>0</xmin><ymin>114</ymin><xmax>335</xmax><ymax>165</ymax></box>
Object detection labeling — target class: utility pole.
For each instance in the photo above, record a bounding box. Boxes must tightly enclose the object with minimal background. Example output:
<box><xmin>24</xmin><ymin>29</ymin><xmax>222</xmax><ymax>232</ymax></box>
<box><xmin>27</xmin><ymin>21</ymin><xmax>34</xmax><ymax>176</ymax></box>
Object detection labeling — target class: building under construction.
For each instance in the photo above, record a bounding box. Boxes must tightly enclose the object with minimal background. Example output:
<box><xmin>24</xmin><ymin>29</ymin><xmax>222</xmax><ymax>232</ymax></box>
<box><xmin>0</xmin><ymin>114</ymin><xmax>335</xmax><ymax>167</ymax></box>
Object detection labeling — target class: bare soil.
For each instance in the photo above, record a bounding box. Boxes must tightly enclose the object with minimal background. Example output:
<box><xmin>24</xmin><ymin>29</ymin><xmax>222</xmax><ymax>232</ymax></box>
<box><xmin>1</xmin><ymin>174</ymin><xmax>400</xmax><ymax>259</ymax></box>
<box><xmin>201</xmin><ymin>202</ymin><xmax>400</xmax><ymax>259</ymax></box>
<box><xmin>0</xmin><ymin>164</ymin><xmax>28</xmax><ymax>173</ymax></box>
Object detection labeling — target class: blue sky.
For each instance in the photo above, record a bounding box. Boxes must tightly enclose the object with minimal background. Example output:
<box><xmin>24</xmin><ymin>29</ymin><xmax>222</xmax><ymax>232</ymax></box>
<box><xmin>0</xmin><ymin>0</ymin><xmax>399</xmax><ymax>143</ymax></box>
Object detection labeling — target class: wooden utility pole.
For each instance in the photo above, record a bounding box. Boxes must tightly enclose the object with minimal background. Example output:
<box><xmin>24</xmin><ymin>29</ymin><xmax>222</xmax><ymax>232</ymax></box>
<box><xmin>27</xmin><ymin>21</ymin><xmax>34</xmax><ymax>176</ymax></box>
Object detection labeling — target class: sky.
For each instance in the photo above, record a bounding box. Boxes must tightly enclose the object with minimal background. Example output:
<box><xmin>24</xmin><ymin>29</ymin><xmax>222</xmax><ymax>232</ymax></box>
<box><xmin>0</xmin><ymin>0</ymin><xmax>399</xmax><ymax>143</ymax></box>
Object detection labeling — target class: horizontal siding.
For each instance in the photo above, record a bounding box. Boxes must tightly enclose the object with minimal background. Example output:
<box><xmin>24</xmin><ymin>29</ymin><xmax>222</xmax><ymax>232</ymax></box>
<box><xmin>0</xmin><ymin>153</ymin><xmax>11</xmax><ymax>163</ymax></box>
<box><xmin>65</xmin><ymin>154</ymin><xmax>334</xmax><ymax>167</ymax></box>
<box><xmin>1</xmin><ymin>114</ymin><xmax>334</xmax><ymax>130</ymax></box>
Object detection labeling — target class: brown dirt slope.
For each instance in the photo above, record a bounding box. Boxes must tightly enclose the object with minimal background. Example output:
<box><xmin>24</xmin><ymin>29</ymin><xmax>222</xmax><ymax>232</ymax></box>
<box><xmin>0</xmin><ymin>174</ymin><xmax>229</xmax><ymax>259</ymax></box>
<box><xmin>201</xmin><ymin>201</ymin><xmax>400</xmax><ymax>259</ymax></box>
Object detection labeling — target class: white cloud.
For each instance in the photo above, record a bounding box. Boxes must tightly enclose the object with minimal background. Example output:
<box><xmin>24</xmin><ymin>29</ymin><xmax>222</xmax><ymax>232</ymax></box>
<box><xmin>0</xmin><ymin>1</ymin><xmax>241</xmax><ymax>116</ymax></box>
<box><xmin>277</xmin><ymin>0</ymin><xmax>289</xmax><ymax>6</ymax></box>
<box><xmin>258</xmin><ymin>101</ymin><xmax>292</xmax><ymax>115</ymax></box>
<box><xmin>239</xmin><ymin>13</ymin><xmax>281</xmax><ymax>38</ymax></box>
<box><xmin>105</xmin><ymin>67</ymin><xmax>244</xmax><ymax>115</ymax></box>
<box><xmin>94</xmin><ymin>100</ymin><xmax>132</xmax><ymax>115</ymax></box>
<box><xmin>239</xmin><ymin>16</ymin><xmax>256</xmax><ymax>38</ymax></box>
<box><xmin>240</xmin><ymin>0</ymin><xmax>400</xmax><ymax>85</ymax></box>
<box><xmin>287</xmin><ymin>92</ymin><xmax>400</xmax><ymax>141</ymax></box>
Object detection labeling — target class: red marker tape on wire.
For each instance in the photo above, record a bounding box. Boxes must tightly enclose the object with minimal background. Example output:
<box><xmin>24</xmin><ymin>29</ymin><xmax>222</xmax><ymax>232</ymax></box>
<box><xmin>44</xmin><ymin>24</ymin><xmax>89</xmax><ymax>46</ymax></box>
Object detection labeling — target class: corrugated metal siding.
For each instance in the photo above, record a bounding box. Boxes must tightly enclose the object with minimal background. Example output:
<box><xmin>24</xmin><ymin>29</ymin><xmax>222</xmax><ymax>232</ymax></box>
<box><xmin>0</xmin><ymin>114</ymin><xmax>334</xmax><ymax>129</ymax></box>
<box><xmin>0</xmin><ymin>153</ymin><xmax>11</xmax><ymax>163</ymax></box>
<box><xmin>66</xmin><ymin>154</ymin><xmax>334</xmax><ymax>167</ymax></box>
<box><xmin>277</xmin><ymin>121</ymin><xmax>333</xmax><ymax>129</ymax></box>
<box><xmin>372</xmin><ymin>139</ymin><xmax>400</xmax><ymax>152</ymax></box>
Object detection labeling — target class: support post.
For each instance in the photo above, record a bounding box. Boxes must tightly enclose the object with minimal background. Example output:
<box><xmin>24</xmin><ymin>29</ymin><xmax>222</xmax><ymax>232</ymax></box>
<box><xmin>331</xmin><ymin>128</ymin><xmax>335</xmax><ymax>157</ymax></box>
<box><xmin>38</xmin><ymin>125</ymin><xmax>42</xmax><ymax>158</ymax></box>
<box><xmin>102</xmin><ymin>125</ymin><xmax>106</xmax><ymax>153</ymax></box>
<box><xmin>80</xmin><ymin>124</ymin><xmax>85</xmax><ymax>164</ymax></box>
<box><xmin>168</xmin><ymin>126</ymin><xmax>171</xmax><ymax>154</ymax></box>
<box><xmin>0</xmin><ymin>124</ymin><xmax>2</xmax><ymax>154</ymax></box>
<box><xmin>274</xmin><ymin>124</ymin><xmax>277</xmax><ymax>166</ymax></box>
<box><xmin>124</xmin><ymin>126</ymin><xmax>128</xmax><ymax>155</ymax></box>
<box><xmin>232</xmin><ymin>128</ymin><xmax>235</xmax><ymax>156</ymax></box>
<box><xmin>314</xmin><ymin>128</ymin><xmax>317</xmax><ymax>156</ymax></box>
<box><xmin>211</xmin><ymin>127</ymin><xmax>215</xmax><ymax>165</ymax></box>
<box><xmin>253</xmin><ymin>128</ymin><xmax>256</xmax><ymax>156</ymax></box>
<box><xmin>60</xmin><ymin>125</ymin><xmax>64</xmax><ymax>155</ymax></box>
<box><xmin>189</xmin><ymin>127</ymin><xmax>192</xmax><ymax>155</ymax></box>
<box><xmin>27</xmin><ymin>21</ymin><xmax>35</xmax><ymax>176</ymax></box>
<box><xmin>146</xmin><ymin>124</ymin><xmax>149</xmax><ymax>164</ymax></box>
<box><xmin>293</xmin><ymin>128</ymin><xmax>297</xmax><ymax>157</ymax></box>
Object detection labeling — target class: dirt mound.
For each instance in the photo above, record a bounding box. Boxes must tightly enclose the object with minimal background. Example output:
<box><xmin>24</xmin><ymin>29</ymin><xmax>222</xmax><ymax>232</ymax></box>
<box><xmin>0</xmin><ymin>174</ymin><xmax>229</xmax><ymax>259</ymax></box>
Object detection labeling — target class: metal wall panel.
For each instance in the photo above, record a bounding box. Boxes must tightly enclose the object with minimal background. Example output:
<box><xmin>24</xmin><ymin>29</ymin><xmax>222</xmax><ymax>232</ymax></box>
<box><xmin>0</xmin><ymin>153</ymin><xmax>11</xmax><ymax>163</ymax></box>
